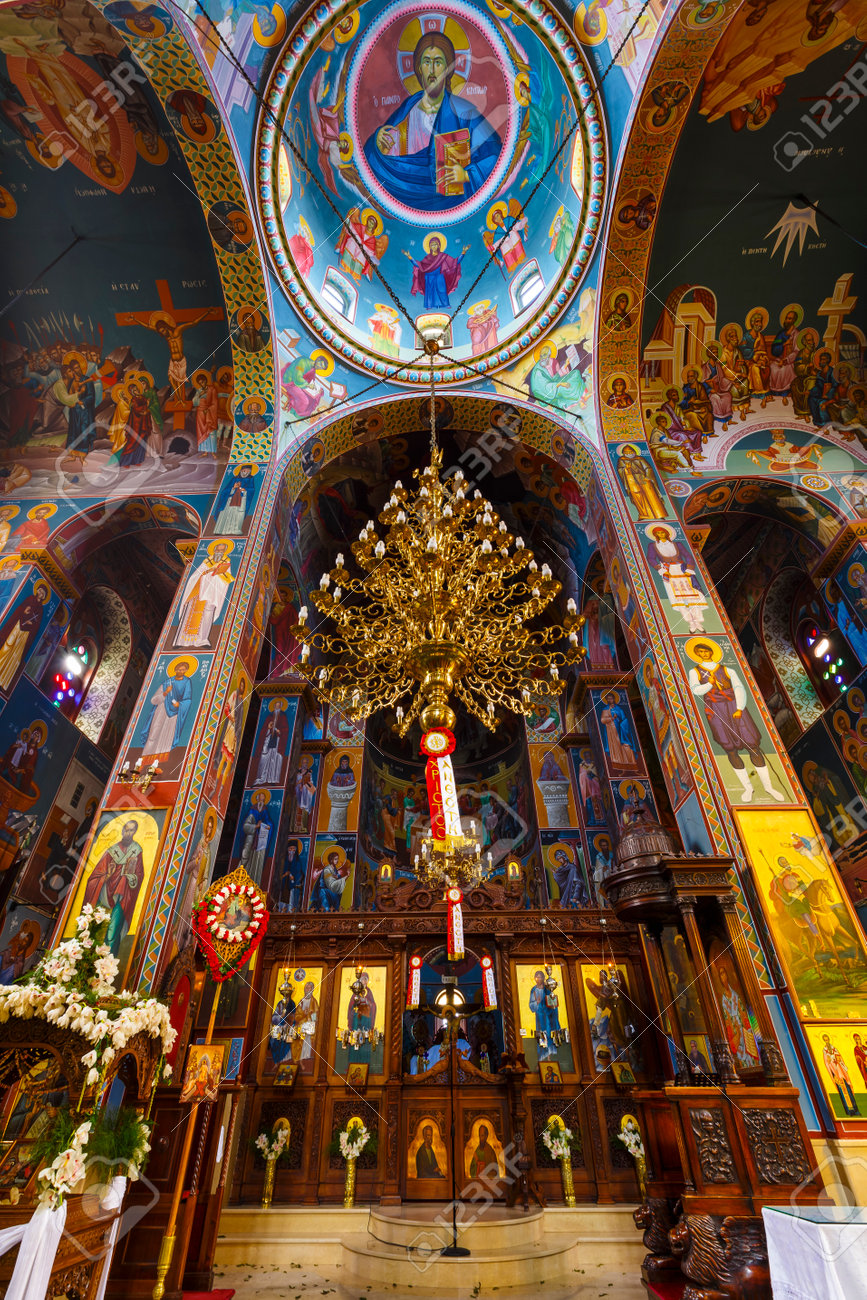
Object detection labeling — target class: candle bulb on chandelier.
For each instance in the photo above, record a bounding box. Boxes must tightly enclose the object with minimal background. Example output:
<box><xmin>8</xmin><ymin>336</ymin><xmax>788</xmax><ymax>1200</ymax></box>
<box><xmin>567</xmin><ymin>597</ymin><xmax>577</xmax><ymax>615</ymax></box>
<box><xmin>301</xmin><ymin>644</ymin><xmax>310</xmax><ymax>663</ymax></box>
<box><xmin>335</xmin><ymin>553</ymin><xmax>344</xmax><ymax>568</ymax></box>
<box><xmin>298</xmin><ymin>605</ymin><xmax>308</xmax><ymax>623</ymax></box>
<box><xmin>320</xmin><ymin>574</ymin><xmax>330</xmax><ymax>589</ymax></box>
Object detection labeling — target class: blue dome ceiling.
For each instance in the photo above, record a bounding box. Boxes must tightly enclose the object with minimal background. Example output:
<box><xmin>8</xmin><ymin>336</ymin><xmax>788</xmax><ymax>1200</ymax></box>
<box><xmin>256</xmin><ymin>0</ymin><xmax>606</xmax><ymax>385</ymax></box>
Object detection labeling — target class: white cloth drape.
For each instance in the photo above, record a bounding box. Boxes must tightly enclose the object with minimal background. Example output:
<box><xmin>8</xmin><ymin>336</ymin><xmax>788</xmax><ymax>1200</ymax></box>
<box><xmin>1</xmin><ymin>1201</ymin><xmax>67</xmax><ymax>1300</ymax></box>
<box><xmin>764</xmin><ymin>1205</ymin><xmax>867</xmax><ymax>1300</ymax></box>
<box><xmin>93</xmin><ymin>1177</ymin><xmax>128</xmax><ymax>1300</ymax></box>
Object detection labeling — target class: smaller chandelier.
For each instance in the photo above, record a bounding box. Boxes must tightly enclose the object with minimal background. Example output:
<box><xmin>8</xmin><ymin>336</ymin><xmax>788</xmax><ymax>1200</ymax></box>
<box><xmin>414</xmin><ymin>820</ymin><xmax>494</xmax><ymax>891</ymax></box>
<box><xmin>294</xmin><ymin>450</ymin><xmax>586</xmax><ymax>736</ymax></box>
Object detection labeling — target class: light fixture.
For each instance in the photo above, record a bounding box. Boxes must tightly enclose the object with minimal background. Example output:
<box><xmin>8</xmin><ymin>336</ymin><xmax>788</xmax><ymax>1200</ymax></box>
<box><xmin>65</xmin><ymin>654</ymin><xmax>82</xmax><ymax>674</ymax></box>
<box><xmin>294</xmin><ymin>344</ymin><xmax>585</xmax><ymax>737</ymax></box>
<box><xmin>434</xmin><ymin>979</ymin><xmax>466</xmax><ymax>1018</ymax></box>
<box><xmin>813</xmin><ymin>637</ymin><xmax>830</xmax><ymax>658</ymax></box>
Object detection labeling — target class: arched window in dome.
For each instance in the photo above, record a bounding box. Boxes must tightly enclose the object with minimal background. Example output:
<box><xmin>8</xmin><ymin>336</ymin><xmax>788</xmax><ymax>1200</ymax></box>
<box><xmin>321</xmin><ymin>267</ymin><xmax>358</xmax><ymax>323</ymax></box>
<box><xmin>510</xmin><ymin>260</ymin><xmax>544</xmax><ymax>316</ymax></box>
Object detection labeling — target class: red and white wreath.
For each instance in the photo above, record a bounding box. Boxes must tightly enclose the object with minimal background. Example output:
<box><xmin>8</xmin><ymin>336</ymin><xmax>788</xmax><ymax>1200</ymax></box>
<box><xmin>193</xmin><ymin>866</ymin><xmax>269</xmax><ymax>982</ymax></box>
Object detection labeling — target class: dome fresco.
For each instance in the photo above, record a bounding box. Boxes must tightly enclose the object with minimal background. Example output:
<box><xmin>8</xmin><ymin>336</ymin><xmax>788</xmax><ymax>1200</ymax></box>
<box><xmin>257</xmin><ymin>0</ymin><xmax>605</xmax><ymax>385</ymax></box>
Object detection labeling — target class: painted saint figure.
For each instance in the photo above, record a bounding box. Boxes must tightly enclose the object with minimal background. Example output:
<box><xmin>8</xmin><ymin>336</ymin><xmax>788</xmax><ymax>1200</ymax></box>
<box><xmin>529</xmin><ymin>969</ymin><xmax>562</xmax><ymax>1062</ymax></box>
<box><xmin>686</xmin><ymin>640</ymin><xmax>784</xmax><ymax>804</ymax></box>
<box><xmin>214</xmin><ymin>465</ymin><xmax>257</xmax><ymax>535</ymax></box>
<box><xmin>336</xmin><ymin>208</ymin><xmax>389</xmax><ymax>282</ymax></box>
<box><xmin>363</xmin><ymin>32</ymin><xmax>502</xmax><ymax>210</ymax></box>
<box><xmin>415</xmin><ymin>1124</ymin><xmax>444</xmax><ymax>1178</ymax></box>
<box><xmin>404</xmin><ymin>236</ymin><xmax>469</xmax><ymax>310</ymax></box>
<box><xmin>139</xmin><ymin>657</ymin><xmax>194</xmax><ymax>763</ymax></box>
<box><xmin>239</xmin><ymin>790</ymin><xmax>272</xmax><ymax>885</ymax></box>
<box><xmin>616</xmin><ymin>444</ymin><xmax>666</xmax><ymax>521</ymax></box>
<box><xmin>174</xmin><ymin>542</ymin><xmax>233</xmax><ymax>648</ymax></box>
<box><xmin>82</xmin><ymin>819</ymin><xmax>144</xmax><ymax>956</ymax></box>
<box><xmin>645</xmin><ymin>524</ymin><xmax>708</xmax><ymax>633</ymax></box>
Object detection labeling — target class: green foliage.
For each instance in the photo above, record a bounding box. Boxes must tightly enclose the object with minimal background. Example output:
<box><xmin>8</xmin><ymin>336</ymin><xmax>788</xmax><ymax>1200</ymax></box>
<box><xmin>88</xmin><ymin>1106</ymin><xmax>152</xmax><ymax>1170</ymax></box>
<box><xmin>29</xmin><ymin>1108</ymin><xmax>81</xmax><ymax>1169</ymax></box>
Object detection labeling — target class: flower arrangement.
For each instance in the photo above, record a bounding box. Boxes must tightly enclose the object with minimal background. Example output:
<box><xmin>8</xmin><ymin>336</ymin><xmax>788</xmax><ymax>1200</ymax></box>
<box><xmin>337</xmin><ymin>1119</ymin><xmax>372</xmax><ymax>1162</ymax></box>
<box><xmin>541</xmin><ymin>1117</ymin><xmax>575</xmax><ymax>1161</ymax></box>
<box><xmin>255</xmin><ymin>1127</ymin><xmax>289</xmax><ymax>1161</ymax></box>
<box><xmin>0</xmin><ymin>906</ymin><xmax>172</xmax><ymax>1205</ymax></box>
<box><xmin>204</xmin><ymin>881</ymin><xmax>266</xmax><ymax>944</ymax></box>
<box><xmin>617</xmin><ymin>1120</ymin><xmax>645</xmax><ymax>1161</ymax></box>
<box><xmin>0</xmin><ymin>907</ymin><xmax>176</xmax><ymax>1079</ymax></box>
<box><xmin>36</xmin><ymin>1119</ymin><xmax>91</xmax><ymax>1209</ymax></box>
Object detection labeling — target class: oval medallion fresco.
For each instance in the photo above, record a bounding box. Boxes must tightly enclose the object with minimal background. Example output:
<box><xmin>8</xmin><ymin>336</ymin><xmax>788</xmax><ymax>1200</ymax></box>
<box><xmin>257</xmin><ymin>0</ymin><xmax>606</xmax><ymax>385</ymax></box>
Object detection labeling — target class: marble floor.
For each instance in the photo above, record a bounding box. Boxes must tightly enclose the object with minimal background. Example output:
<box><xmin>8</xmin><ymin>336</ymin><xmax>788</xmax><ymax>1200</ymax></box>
<box><xmin>211</xmin><ymin>1259</ymin><xmax>649</xmax><ymax>1299</ymax></box>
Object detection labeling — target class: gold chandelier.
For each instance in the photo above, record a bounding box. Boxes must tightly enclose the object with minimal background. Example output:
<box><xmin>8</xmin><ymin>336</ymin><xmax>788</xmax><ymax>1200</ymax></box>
<box><xmin>294</xmin><ymin>356</ymin><xmax>586</xmax><ymax>736</ymax></box>
<box><xmin>414</xmin><ymin>822</ymin><xmax>493</xmax><ymax>891</ymax></box>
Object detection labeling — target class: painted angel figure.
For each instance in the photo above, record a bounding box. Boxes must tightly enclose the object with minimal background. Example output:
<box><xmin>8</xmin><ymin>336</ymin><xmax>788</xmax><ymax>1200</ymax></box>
<box><xmin>336</xmin><ymin>208</ymin><xmax>389</xmax><ymax>283</ymax></box>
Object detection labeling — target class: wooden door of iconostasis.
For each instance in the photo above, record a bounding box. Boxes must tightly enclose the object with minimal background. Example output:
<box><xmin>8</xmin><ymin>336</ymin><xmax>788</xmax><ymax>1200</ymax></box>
<box><xmin>402</xmin><ymin>1090</ymin><xmax>511</xmax><ymax>1201</ymax></box>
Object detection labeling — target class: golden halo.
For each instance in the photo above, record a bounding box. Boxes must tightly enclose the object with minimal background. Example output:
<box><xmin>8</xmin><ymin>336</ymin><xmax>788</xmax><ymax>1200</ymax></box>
<box><xmin>548</xmin><ymin>204</ymin><xmax>565</xmax><ymax>239</ymax></box>
<box><xmin>128</xmin><ymin>12</ymin><xmax>168</xmax><ymax>36</ymax></box>
<box><xmin>202</xmin><ymin>810</ymin><xmax>219</xmax><ymax>840</ymax></box>
<box><xmin>607</xmin><ymin>285</ymin><xmax>635</xmax><ymax>313</ymax></box>
<box><xmin>745</xmin><ymin>305</ymin><xmax>769</xmax><ymax>332</ymax></box>
<box><xmin>166</xmin><ymin>655</ymin><xmax>198</xmax><ymax>676</ymax></box>
<box><xmin>467</xmin><ymin>300</ymin><xmax>492</xmax><ymax>316</ymax></box>
<box><xmin>546</xmin><ymin>840</ymin><xmax>577</xmax><ymax>866</ymax></box>
<box><xmin>645</xmin><ymin>521</ymin><xmax>675</xmax><ymax>540</ymax></box>
<box><xmin>0</xmin><ymin>505</ymin><xmax>19</xmax><ymax>521</ymax></box>
<box><xmin>486</xmin><ymin>201</ymin><xmax>508</xmax><ymax>232</ymax></box>
<box><xmin>0</xmin><ymin>555</ymin><xmax>20</xmax><ymax>572</ymax></box>
<box><xmin>33</xmin><ymin>581</ymin><xmax>51</xmax><ymax>604</ymax></box>
<box><xmin>849</xmin><ymin>563</ymin><xmax>865</xmax><ymax>585</ymax></box>
<box><xmin>236</xmin><ymin>305</ymin><xmax>262</xmax><ymax>330</ymax></box>
<box><xmin>396</xmin><ymin>16</ymin><xmax>469</xmax><ymax>95</ymax></box>
<box><xmin>779</xmin><ymin>302</ymin><xmax>804</xmax><ymax>329</ymax></box>
<box><xmin>233</xmin><ymin>462</ymin><xmax>259</xmax><ymax>476</ymax></box>
<box><xmin>360</xmin><ymin>207</ymin><xmax>383</xmax><ymax>237</ymax></box>
<box><xmin>0</xmin><ymin>186</ymin><xmax>17</xmax><ymax>218</ymax></box>
<box><xmin>191</xmin><ymin>368</ymin><xmax>212</xmax><ymax>388</ymax></box>
<box><xmin>514</xmin><ymin>71</ymin><xmax>530</xmax><ymax>106</ymax></box>
<box><xmin>131</xmin><ymin>369</ymin><xmax>155</xmax><ymax>390</ymax></box>
<box><xmin>253</xmin><ymin>2</ymin><xmax>286</xmax><ymax>45</ymax></box>
<box><xmin>318</xmin><ymin>842</ymin><xmax>347</xmax><ymax>871</ymax></box>
<box><xmin>685</xmin><ymin>636</ymin><xmax>723</xmax><ymax>666</ymax></box>
<box><xmin>216</xmin><ymin>365</ymin><xmax>233</xmax><ymax>386</ymax></box>
<box><xmin>242</xmin><ymin>394</ymin><xmax>268</xmax><ymax>415</ymax></box>
<box><xmin>28</xmin><ymin>720</ymin><xmax>48</xmax><ymax>747</ymax></box>
<box><xmin>268</xmin><ymin>697</ymin><xmax>288</xmax><ymax>712</ymax></box>
<box><xmin>148</xmin><ymin>310</ymin><xmax>176</xmax><ymax>331</ymax></box>
<box><xmin>619</xmin><ymin>778</ymin><xmax>645</xmax><ymax>799</ymax></box>
<box><xmin>720</xmin><ymin>321</ymin><xmax>743</xmax><ymax>344</ymax></box>
<box><xmin>134</xmin><ymin>130</ymin><xmax>169</xmax><ymax>164</ymax></box>
<box><xmin>833</xmin><ymin>709</ymin><xmax>850</xmax><ymax>736</ymax></box>
<box><xmin>681</xmin><ymin>364</ymin><xmax>703</xmax><ymax>384</ymax></box>
<box><xmin>28</xmin><ymin>503</ymin><xmax>57</xmax><ymax>519</ymax></box>
<box><xmin>251</xmin><ymin>787</ymin><xmax>272</xmax><ymax>804</ymax></box>
<box><xmin>616</xmin><ymin>443</ymin><xmax>640</xmax><ymax>457</ymax></box>
<box><xmin>207</xmin><ymin>538</ymin><xmax>234</xmax><ymax>556</ymax></box>
<box><xmin>422</xmin><ymin>231</ymin><xmax>447</xmax><ymax>254</ymax></box>
<box><xmin>338</xmin><ymin>131</ymin><xmax>354</xmax><ymax>163</ymax></box>
<box><xmin>333</xmin><ymin>9</ymin><xmax>360</xmax><ymax>42</ymax></box>
<box><xmin>533</xmin><ymin>339</ymin><xmax>557</xmax><ymax>364</ymax></box>
<box><xmin>372</xmin><ymin>303</ymin><xmax>399</xmax><ymax>319</ymax></box>
<box><xmin>310</xmin><ymin>349</ymin><xmax>335</xmax><ymax>377</ymax></box>
<box><xmin>798</xmin><ymin>327</ymin><xmax>819</xmax><ymax>349</ymax></box>
<box><xmin>62</xmin><ymin>350</ymin><xmax>87</xmax><ymax>370</ymax></box>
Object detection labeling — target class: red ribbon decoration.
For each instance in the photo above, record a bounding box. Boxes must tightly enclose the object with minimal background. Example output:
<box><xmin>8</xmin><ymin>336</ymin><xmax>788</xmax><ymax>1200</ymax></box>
<box><xmin>481</xmin><ymin>955</ymin><xmax>497</xmax><ymax>1010</ymax></box>
<box><xmin>421</xmin><ymin>728</ymin><xmax>459</xmax><ymax>843</ymax></box>
<box><xmin>447</xmin><ymin>886</ymin><xmax>464</xmax><ymax>961</ymax></box>
<box><xmin>406</xmin><ymin>954</ymin><xmax>422</xmax><ymax>1009</ymax></box>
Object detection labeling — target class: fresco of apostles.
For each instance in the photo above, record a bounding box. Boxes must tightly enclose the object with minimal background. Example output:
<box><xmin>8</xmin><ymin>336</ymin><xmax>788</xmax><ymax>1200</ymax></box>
<box><xmin>642</xmin><ymin>285</ymin><xmax>867</xmax><ymax>476</ymax></box>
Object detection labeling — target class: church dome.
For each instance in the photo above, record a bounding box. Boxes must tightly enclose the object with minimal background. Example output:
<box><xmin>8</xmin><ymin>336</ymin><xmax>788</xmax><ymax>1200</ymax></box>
<box><xmin>256</xmin><ymin>0</ymin><xmax>606</xmax><ymax>385</ymax></box>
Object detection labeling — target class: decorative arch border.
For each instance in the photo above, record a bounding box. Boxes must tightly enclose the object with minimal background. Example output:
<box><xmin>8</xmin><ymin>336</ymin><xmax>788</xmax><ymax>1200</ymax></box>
<box><xmin>275</xmin><ymin>389</ymin><xmax>776</xmax><ymax>984</ymax></box>
<box><xmin>594</xmin><ymin>0</ymin><xmax>740</xmax><ymax>443</ymax></box>
<box><xmin>91</xmin><ymin>0</ymin><xmax>277</xmax><ymax>465</ymax></box>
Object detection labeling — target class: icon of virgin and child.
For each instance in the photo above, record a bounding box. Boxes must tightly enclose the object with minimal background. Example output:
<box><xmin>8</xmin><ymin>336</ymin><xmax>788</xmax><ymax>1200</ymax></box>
<box><xmin>362</xmin><ymin>29</ymin><xmax>502</xmax><ymax>212</ymax></box>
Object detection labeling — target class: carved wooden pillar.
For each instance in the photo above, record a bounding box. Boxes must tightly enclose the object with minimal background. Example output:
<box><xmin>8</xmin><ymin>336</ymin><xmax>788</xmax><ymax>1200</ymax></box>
<box><xmin>638</xmin><ymin>924</ymin><xmax>686</xmax><ymax>1074</ymax></box>
<box><xmin>718</xmin><ymin>895</ymin><xmax>789</xmax><ymax>1085</ymax></box>
<box><xmin>381</xmin><ymin>934</ymin><xmax>404</xmax><ymax>1204</ymax></box>
<box><xmin>676</xmin><ymin>896</ymin><xmax>739</xmax><ymax>1085</ymax></box>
